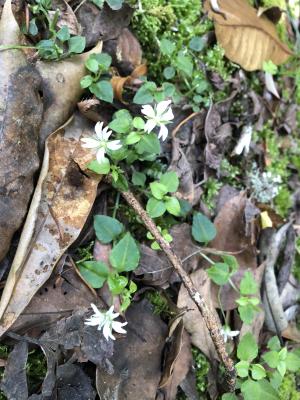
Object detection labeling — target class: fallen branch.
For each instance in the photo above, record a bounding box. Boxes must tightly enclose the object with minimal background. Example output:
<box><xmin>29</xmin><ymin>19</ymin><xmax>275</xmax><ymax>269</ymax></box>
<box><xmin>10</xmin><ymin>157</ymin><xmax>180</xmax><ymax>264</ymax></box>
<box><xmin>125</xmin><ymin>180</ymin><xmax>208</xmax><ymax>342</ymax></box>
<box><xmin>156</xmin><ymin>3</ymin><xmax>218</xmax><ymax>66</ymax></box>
<box><xmin>105</xmin><ymin>177</ymin><xmax>236</xmax><ymax>391</ymax></box>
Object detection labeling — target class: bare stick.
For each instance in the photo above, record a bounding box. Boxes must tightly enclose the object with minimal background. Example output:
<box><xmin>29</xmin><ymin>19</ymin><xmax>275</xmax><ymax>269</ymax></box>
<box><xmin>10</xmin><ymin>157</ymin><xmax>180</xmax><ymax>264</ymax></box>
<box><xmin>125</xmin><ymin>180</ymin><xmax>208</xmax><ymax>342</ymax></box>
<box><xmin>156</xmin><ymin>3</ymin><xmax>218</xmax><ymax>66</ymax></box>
<box><xmin>106</xmin><ymin>178</ymin><xmax>236</xmax><ymax>391</ymax></box>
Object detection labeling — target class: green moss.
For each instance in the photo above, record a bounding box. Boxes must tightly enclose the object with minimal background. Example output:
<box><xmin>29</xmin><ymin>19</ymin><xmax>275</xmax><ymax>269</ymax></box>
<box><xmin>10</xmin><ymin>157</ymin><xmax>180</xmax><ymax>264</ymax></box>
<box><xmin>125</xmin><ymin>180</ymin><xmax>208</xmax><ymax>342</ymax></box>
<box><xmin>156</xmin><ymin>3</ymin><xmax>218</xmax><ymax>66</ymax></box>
<box><xmin>278</xmin><ymin>371</ymin><xmax>300</xmax><ymax>400</ymax></box>
<box><xmin>146</xmin><ymin>291</ymin><xmax>170</xmax><ymax>315</ymax></box>
<box><xmin>261</xmin><ymin>0</ymin><xmax>286</xmax><ymax>9</ymax></box>
<box><xmin>202</xmin><ymin>178</ymin><xmax>222</xmax><ymax>211</ymax></box>
<box><xmin>192</xmin><ymin>347</ymin><xmax>209</xmax><ymax>395</ymax></box>
<box><xmin>201</xmin><ymin>44</ymin><xmax>234</xmax><ymax>81</ymax></box>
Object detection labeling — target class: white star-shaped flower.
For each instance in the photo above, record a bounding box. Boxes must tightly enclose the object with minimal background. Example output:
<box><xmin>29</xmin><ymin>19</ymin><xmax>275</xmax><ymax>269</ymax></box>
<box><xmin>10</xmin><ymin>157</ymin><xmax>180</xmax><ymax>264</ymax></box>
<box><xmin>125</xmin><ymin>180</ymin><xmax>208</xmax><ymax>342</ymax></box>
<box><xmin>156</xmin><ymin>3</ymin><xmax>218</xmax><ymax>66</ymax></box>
<box><xmin>141</xmin><ymin>100</ymin><xmax>174</xmax><ymax>141</ymax></box>
<box><xmin>220</xmin><ymin>325</ymin><xmax>240</xmax><ymax>343</ymax></box>
<box><xmin>85</xmin><ymin>303</ymin><xmax>127</xmax><ymax>341</ymax></box>
<box><xmin>232</xmin><ymin>125</ymin><xmax>252</xmax><ymax>156</ymax></box>
<box><xmin>81</xmin><ymin>121</ymin><xmax>122</xmax><ymax>164</ymax></box>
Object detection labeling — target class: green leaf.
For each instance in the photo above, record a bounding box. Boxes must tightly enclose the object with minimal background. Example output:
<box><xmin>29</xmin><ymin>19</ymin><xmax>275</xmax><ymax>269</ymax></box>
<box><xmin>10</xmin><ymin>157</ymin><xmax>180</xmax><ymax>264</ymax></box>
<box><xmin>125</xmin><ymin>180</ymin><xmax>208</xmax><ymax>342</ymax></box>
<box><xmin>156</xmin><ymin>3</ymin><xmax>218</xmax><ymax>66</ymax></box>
<box><xmin>221</xmin><ymin>254</ymin><xmax>239</xmax><ymax>275</ymax></box>
<box><xmin>132</xmin><ymin>171</ymin><xmax>146</xmax><ymax>187</ymax></box>
<box><xmin>240</xmin><ymin>271</ymin><xmax>258</xmax><ymax>295</ymax></box>
<box><xmin>150</xmin><ymin>182</ymin><xmax>168</xmax><ymax>200</ymax></box>
<box><xmin>160</xmin><ymin>171</ymin><xmax>179</xmax><ymax>193</ymax></box>
<box><xmin>90</xmin><ymin>0</ymin><xmax>104</xmax><ymax>8</ymax></box>
<box><xmin>87</xmin><ymin>158</ymin><xmax>110</xmax><ymax>174</ymax></box>
<box><xmin>78</xmin><ymin>261</ymin><xmax>109</xmax><ymax>288</ymax></box>
<box><xmin>107</xmin><ymin>273</ymin><xmax>128</xmax><ymax>295</ymax></box>
<box><xmin>68</xmin><ymin>35</ymin><xmax>86</xmax><ymax>53</ymax></box>
<box><xmin>80</xmin><ymin>75</ymin><xmax>93</xmax><ymax>88</ymax></box>
<box><xmin>85</xmin><ymin>57</ymin><xmax>99</xmax><ymax>73</ymax></box>
<box><xmin>238</xmin><ymin>302</ymin><xmax>259</xmax><ymax>325</ymax></box>
<box><xmin>37</xmin><ymin>39</ymin><xmax>60</xmax><ymax>60</ymax></box>
<box><xmin>112</xmin><ymin>173</ymin><xmax>128</xmax><ymax>191</ymax></box>
<box><xmin>237</xmin><ymin>333</ymin><xmax>258</xmax><ymax>362</ymax></box>
<box><xmin>160</xmin><ymin>38</ymin><xmax>176</xmax><ymax>56</ymax></box>
<box><xmin>165</xmin><ymin>196</ymin><xmax>181</xmax><ymax>216</ymax></box>
<box><xmin>251</xmin><ymin>364</ymin><xmax>267</xmax><ymax>380</ymax></box>
<box><xmin>176</xmin><ymin>53</ymin><xmax>193</xmax><ymax>76</ymax></box>
<box><xmin>57</xmin><ymin>25</ymin><xmax>70</xmax><ymax>42</ymax></box>
<box><xmin>163</xmin><ymin>66</ymin><xmax>176</xmax><ymax>79</ymax></box>
<box><xmin>133</xmin><ymin>82</ymin><xmax>157</xmax><ymax>104</ymax></box>
<box><xmin>29</xmin><ymin>18</ymin><xmax>38</xmax><ymax>36</ymax></box>
<box><xmin>94</xmin><ymin>215</ymin><xmax>124</xmax><ymax>244</ymax></box>
<box><xmin>125</xmin><ymin>132</ymin><xmax>141</xmax><ymax>145</ymax></box>
<box><xmin>286</xmin><ymin>352</ymin><xmax>300</xmax><ymax>372</ymax></box>
<box><xmin>189</xmin><ymin>36</ymin><xmax>205</xmax><ymax>52</ymax></box>
<box><xmin>222</xmin><ymin>394</ymin><xmax>238</xmax><ymax>400</ymax></box>
<box><xmin>207</xmin><ymin>263</ymin><xmax>230</xmax><ymax>285</ymax></box>
<box><xmin>277</xmin><ymin>360</ymin><xmax>286</xmax><ymax>377</ymax></box>
<box><xmin>241</xmin><ymin>379</ymin><xmax>279</xmax><ymax>400</ymax></box>
<box><xmin>109</xmin><ymin>233</ymin><xmax>140</xmax><ymax>272</ymax></box>
<box><xmin>132</xmin><ymin>117</ymin><xmax>145</xmax><ymax>130</ymax></box>
<box><xmin>93</xmin><ymin>52</ymin><xmax>112</xmax><ymax>70</ymax></box>
<box><xmin>162</xmin><ymin>82</ymin><xmax>176</xmax><ymax>97</ymax></box>
<box><xmin>106</xmin><ymin>0</ymin><xmax>123</xmax><ymax>10</ymax></box>
<box><xmin>236</xmin><ymin>360</ymin><xmax>250</xmax><ymax>378</ymax></box>
<box><xmin>192</xmin><ymin>212</ymin><xmax>216</xmax><ymax>243</ymax></box>
<box><xmin>278</xmin><ymin>347</ymin><xmax>287</xmax><ymax>361</ymax></box>
<box><xmin>136</xmin><ymin>133</ymin><xmax>160</xmax><ymax>155</ymax></box>
<box><xmin>263</xmin><ymin>60</ymin><xmax>278</xmax><ymax>75</ymax></box>
<box><xmin>146</xmin><ymin>198</ymin><xmax>166</xmax><ymax>218</ymax></box>
<box><xmin>262</xmin><ymin>351</ymin><xmax>280</xmax><ymax>369</ymax></box>
<box><xmin>90</xmin><ymin>81</ymin><xmax>113</xmax><ymax>103</ymax></box>
<box><xmin>109</xmin><ymin>109</ymin><xmax>132</xmax><ymax>133</ymax></box>
<box><xmin>267</xmin><ymin>337</ymin><xmax>281</xmax><ymax>351</ymax></box>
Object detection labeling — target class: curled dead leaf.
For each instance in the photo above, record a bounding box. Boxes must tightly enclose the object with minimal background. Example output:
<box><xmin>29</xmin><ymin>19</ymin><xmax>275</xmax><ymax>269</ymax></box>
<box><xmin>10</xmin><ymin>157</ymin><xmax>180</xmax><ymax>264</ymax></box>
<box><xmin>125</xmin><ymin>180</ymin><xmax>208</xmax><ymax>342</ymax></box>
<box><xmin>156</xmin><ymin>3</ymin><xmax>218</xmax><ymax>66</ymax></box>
<box><xmin>204</xmin><ymin>0</ymin><xmax>292</xmax><ymax>71</ymax></box>
<box><xmin>111</xmin><ymin>63</ymin><xmax>147</xmax><ymax>103</ymax></box>
<box><xmin>0</xmin><ymin>114</ymin><xmax>101</xmax><ymax>337</ymax></box>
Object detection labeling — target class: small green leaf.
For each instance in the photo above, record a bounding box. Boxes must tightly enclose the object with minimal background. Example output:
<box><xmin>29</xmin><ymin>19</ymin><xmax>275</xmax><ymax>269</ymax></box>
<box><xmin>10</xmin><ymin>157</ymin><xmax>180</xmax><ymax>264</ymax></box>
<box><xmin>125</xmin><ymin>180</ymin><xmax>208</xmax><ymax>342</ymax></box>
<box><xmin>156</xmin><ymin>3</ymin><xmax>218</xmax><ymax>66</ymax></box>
<box><xmin>267</xmin><ymin>337</ymin><xmax>281</xmax><ymax>351</ymax></box>
<box><xmin>163</xmin><ymin>66</ymin><xmax>176</xmax><ymax>79</ymax></box>
<box><xmin>106</xmin><ymin>0</ymin><xmax>123</xmax><ymax>10</ymax></box>
<box><xmin>238</xmin><ymin>301</ymin><xmax>259</xmax><ymax>325</ymax></box>
<box><xmin>189</xmin><ymin>36</ymin><xmax>205</xmax><ymax>52</ymax></box>
<box><xmin>29</xmin><ymin>18</ymin><xmax>38</xmax><ymax>36</ymax></box>
<box><xmin>236</xmin><ymin>360</ymin><xmax>250</xmax><ymax>378</ymax></box>
<box><xmin>90</xmin><ymin>80</ymin><xmax>113</xmax><ymax>103</ymax></box>
<box><xmin>109</xmin><ymin>109</ymin><xmax>132</xmax><ymax>133</ymax></box>
<box><xmin>133</xmin><ymin>82</ymin><xmax>157</xmax><ymax>104</ymax></box>
<box><xmin>125</xmin><ymin>131</ymin><xmax>141</xmax><ymax>145</ymax></box>
<box><xmin>94</xmin><ymin>215</ymin><xmax>124</xmax><ymax>244</ymax></box>
<box><xmin>207</xmin><ymin>263</ymin><xmax>230</xmax><ymax>285</ymax></box>
<box><xmin>251</xmin><ymin>364</ymin><xmax>267</xmax><ymax>380</ymax></box>
<box><xmin>146</xmin><ymin>198</ymin><xmax>166</xmax><ymax>218</ymax></box>
<box><xmin>176</xmin><ymin>53</ymin><xmax>193</xmax><ymax>76</ymax></box>
<box><xmin>150</xmin><ymin>182</ymin><xmax>168</xmax><ymax>200</ymax></box>
<box><xmin>80</xmin><ymin>75</ymin><xmax>93</xmax><ymax>88</ymax></box>
<box><xmin>133</xmin><ymin>117</ymin><xmax>145</xmax><ymax>130</ymax></box>
<box><xmin>262</xmin><ymin>351</ymin><xmax>280</xmax><ymax>369</ymax></box>
<box><xmin>68</xmin><ymin>35</ymin><xmax>86</xmax><ymax>53</ymax></box>
<box><xmin>93</xmin><ymin>52</ymin><xmax>112</xmax><ymax>69</ymax></box>
<box><xmin>107</xmin><ymin>274</ymin><xmax>128</xmax><ymax>295</ymax></box>
<box><xmin>263</xmin><ymin>60</ymin><xmax>278</xmax><ymax>75</ymax></box>
<box><xmin>240</xmin><ymin>271</ymin><xmax>258</xmax><ymax>295</ymax></box>
<box><xmin>109</xmin><ymin>233</ymin><xmax>140</xmax><ymax>272</ymax></box>
<box><xmin>286</xmin><ymin>352</ymin><xmax>300</xmax><ymax>372</ymax></box>
<box><xmin>57</xmin><ymin>25</ymin><xmax>70</xmax><ymax>42</ymax></box>
<box><xmin>192</xmin><ymin>212</ymin><xmax>216</xmax><ymax>243</ymax></box>
<box><xmin>78</xmin><ymin>261</ymin><xmax>109</xmax><ymax>288</ymax></box>
<box><xmin>277</xmin><ymin>360</ymin><xmax>286</xmax><ymax>377</ymax></box>
<box><xmin>221</xmin><ymin>254</ymin><xmax>239</xmax><ymax>275</ymax></box>
<box><xmin>90</xmin><ymin>0</ymin><xmax>104</xmax><ymax>8</ymax></box>
<box><xmin>85</xmin><ymin>57</ymin><xmax>99</xmax><ymax>73</ymax></box>
<box><xmin>132</xmin><ymin>171</ymin><xmax>146</xmax><ymax>187</ymax></box>
<box><xmin>222</xmin><ymin>394</ymin><xmax>238</xmax><ymax>400</ymax></box>
<box><xmin>87</xmin><ymin>158</ymin><xmax>110</xmax><ymax>174</ymax></box>
<box><xmin>241</xmin><ymin>379</ymin><xmax>279</xmax><ymax>400</ymax></box>
<box><xmin>237</xmin><ymin>333</ymin><xmax>258</xmax><ymax>362</ymax></box>
<box><xmin>136</xmin><ymin>133</ymin><xmax>161</xmax><ymax>155</ymax></box>
<box><xmin>160</xmin><ymin>171</ymin><xmax>179</xmax><ymax>193</ymax></box>
<box><xmin>165</xmin><ymin>196</ymin><xmax>181</xmax><ymax>216</ymax></box>
<box><xmin>160</xmin><ymin>38</ymin><xmax>176</xmax><ymax>56</ymax></box>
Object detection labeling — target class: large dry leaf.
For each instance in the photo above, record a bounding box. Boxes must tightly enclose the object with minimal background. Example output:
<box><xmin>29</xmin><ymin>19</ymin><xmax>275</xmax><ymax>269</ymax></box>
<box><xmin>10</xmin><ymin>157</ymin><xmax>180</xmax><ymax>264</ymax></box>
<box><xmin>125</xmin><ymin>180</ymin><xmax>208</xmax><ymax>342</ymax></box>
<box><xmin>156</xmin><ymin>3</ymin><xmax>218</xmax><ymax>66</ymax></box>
<box><xmin>0</xmin><ymin>0</ymin><xmax>43</xmax><ymax>262</ymax></box>
<box><xmin>37</xmin><ymin>41</ymin><xmax>102</xmax><ymax>149</ymax></box>
<box><xmin>0</xmin><ymin>114</ymin><xmax>101</xmax><ymax>337</ymax></box>
<box><xmin>204</xmin><ymin>0</ymin><xmax>292</xmax><ymax>71</ymax></box>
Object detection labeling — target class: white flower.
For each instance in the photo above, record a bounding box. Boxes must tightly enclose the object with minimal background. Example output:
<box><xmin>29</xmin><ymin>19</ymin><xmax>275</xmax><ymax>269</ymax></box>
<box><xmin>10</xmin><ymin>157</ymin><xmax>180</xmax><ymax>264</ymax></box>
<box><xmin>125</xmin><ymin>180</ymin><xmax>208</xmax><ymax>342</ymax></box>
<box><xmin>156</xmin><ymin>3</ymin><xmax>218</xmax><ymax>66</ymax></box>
<box><xmin>232</xmin><ymin>125</ymin><xmax>252</xmax><ymax>156</ymax></box>
<box><xmin>220</xmin><ymin>325</ymin><xmax>240</xmax><ymax>343</ymax></box>
<box><xmin>85</xmin><ymin>304</ymin><xmax>127</xmax><ymax>341</ymax></box>
<box><xmin>81</xmin><ymin>121</ymin><xmax>122</xmax><ymax>163</ymax></box>
<box><xmin>141</xmin><ymin>100</ymin><xmax>174</xmax><ymax>141</ymax></box>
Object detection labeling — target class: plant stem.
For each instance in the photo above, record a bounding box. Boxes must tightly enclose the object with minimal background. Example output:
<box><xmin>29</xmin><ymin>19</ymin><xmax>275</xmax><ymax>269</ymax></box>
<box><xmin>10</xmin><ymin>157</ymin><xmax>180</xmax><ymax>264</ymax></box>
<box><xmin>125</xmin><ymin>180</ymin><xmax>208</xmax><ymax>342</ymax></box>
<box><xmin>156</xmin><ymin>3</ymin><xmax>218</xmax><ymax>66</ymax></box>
<box><xmin>105</xmin><ymin>176</ymin><xmax>236</xmax><ymax>391</ymax></box>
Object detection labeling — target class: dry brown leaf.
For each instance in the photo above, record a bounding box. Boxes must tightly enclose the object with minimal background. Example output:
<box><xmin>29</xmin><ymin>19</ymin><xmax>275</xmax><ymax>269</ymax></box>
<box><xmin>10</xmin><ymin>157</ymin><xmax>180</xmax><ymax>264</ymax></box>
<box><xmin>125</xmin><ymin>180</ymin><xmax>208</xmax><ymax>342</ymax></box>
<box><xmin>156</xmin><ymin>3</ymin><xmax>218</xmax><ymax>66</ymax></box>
<box><xmin>177</xmin><ymin>269</ymin><xmax>220</xmax><ymax>361</ymax></box>
<box><xmin>0</xmin><ymin>0</ymin><xmax>43</xmax><ymax>262</ymax></box>
<box><xmin>111</xmin><ymin>63</ymin><xmax>147</xmax><ymax>103</ymax></box>
<box><xmin>0</xmin><ymin>114</ymin><xmax>101</xmax><ymax>337</ymax></box>
<box><xmin>37</xmin><ymin>41</ymin><xmax>102</xmax><ymax>149</ymax></box>
<box><xmin>204</xmin><ymin>0</ymin><xmax>292</xmax><ymax>71</ymax></box>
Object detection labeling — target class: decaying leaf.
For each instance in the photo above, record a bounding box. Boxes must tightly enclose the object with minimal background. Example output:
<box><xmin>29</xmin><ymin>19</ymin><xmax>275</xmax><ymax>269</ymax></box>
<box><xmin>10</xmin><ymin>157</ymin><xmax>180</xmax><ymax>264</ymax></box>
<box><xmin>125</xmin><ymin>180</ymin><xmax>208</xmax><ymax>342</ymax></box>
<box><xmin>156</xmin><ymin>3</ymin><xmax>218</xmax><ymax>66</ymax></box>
<box><xmin>111</xmin><ymin>63</ymin><xmax>147</xmax><ymax>103</ymax></box>
<box><xmin>177</xmin><ymin>269</ymin><xmax>220</xmax><ymax>361</ymax></box>
<box><xmin>37</xmin><ymin>41</ymin><xmax>102</xmax><ymax>149</ymax></box>
<box><xmin>204</xmin><ymin>0</ymin><xmax>292</xmax><ymax>71</ymax></box>
<box><xmin>0</xmin><ymin>0</ymin><xmax>43</xmax><ymax>262</ymax></box>
<box><xmin>52</xmin><ymin>0</ymin><xmax>81</xmax><ymax>36</ymax></box>
<box><xmin>96</xmin><ymin>300</ymin><xmax>167</xmax><ymax>400</ymax></box>
<box><xmin>0</xmin><ymin>114</ymin><xmax>101</xmax><ymax>337</ymax></box>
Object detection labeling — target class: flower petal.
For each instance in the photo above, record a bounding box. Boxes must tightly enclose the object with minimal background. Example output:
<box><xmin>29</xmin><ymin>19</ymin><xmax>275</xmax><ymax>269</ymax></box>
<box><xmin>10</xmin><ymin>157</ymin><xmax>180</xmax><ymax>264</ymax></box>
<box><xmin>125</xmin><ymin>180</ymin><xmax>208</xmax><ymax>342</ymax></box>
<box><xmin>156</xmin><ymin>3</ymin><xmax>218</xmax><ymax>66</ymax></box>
<box><xmin>96</xmin><ymin>147</ymin><xmax>106</xmax><ymax>164</ymax></box>
<box><xmin>161</xmin><ymin>107</ymin><xmax>174</xmax><ymax>122</ymax></box>
<box><xmin>144</xmin><ymin>119</ymin><xmax>157</xmax><ymax>133</ymax></box>
<box><xmin>102</xmin><ymin>125</ymin><xmax>112</xmax><ymax>141</ymax></box>
<box><xmin>141</xmin><ymin>104</ymin><xmax>155</xmax><ymax>119</ymax></box>
<box><xmin>156</xmin><ymin>100</ymin><xmax>172</xmax><ymax>116</ymax></box>
<box><xmin>103</xmin><ymin>322</ymin><xmax>114</xmax><ymax>340</ymax></box>
<box><xmin>95</xmin><ymin>121</ymin><xmax>104</xmax><ymax>139</ymax></box>
<box><xmin>107</xmin><ymin>140</ymin><xmax>122</xmax><ymax>151</ymax></box>
<box><xmin>158</xmin><ymin>124</ymin><xmax>168</xmax><ymax>141</ymax></box>
<box><xmin>229</xmin><ymin>330</ymin><xmax>240</xmax><ymax>338</ymax></box>
<box><xmin>112</xmin><ymin>321</ymin><xmax>127</xmax><ymax>334</ymax></box>
<box><xmin>81</xmin><ymin>137</ymin><xmax>100</xmax><ymax>149</ymax></box>
<box><xmin>90</xmin><ymin>303</ymin><xmax>102</xmax><ymax>316</ymax></box>
<box><xmin>84</xmin><ymin>318</ymin><xmax>100</xmax><ymax>326</ymax></box>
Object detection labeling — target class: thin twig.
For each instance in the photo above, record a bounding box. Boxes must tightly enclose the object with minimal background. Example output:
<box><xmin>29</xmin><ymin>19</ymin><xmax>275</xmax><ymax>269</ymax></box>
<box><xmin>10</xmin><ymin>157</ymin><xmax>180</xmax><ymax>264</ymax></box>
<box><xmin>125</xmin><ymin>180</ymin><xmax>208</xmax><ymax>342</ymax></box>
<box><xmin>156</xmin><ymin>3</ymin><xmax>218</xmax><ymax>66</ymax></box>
<box><xmin>106</xmin><ymin>177</ymin><xmax>236</xmax><ymax>391</ymax></box>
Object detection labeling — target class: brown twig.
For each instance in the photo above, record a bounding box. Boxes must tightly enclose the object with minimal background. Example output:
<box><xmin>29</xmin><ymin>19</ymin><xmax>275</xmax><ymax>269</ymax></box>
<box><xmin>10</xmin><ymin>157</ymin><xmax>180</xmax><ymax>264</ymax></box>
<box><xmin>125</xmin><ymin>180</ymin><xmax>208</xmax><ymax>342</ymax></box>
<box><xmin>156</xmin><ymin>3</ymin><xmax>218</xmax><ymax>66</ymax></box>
<box><xmin>106</xmin><ymin>177</ymin><xmax>236</xmax><ymax>391</ymax></box>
